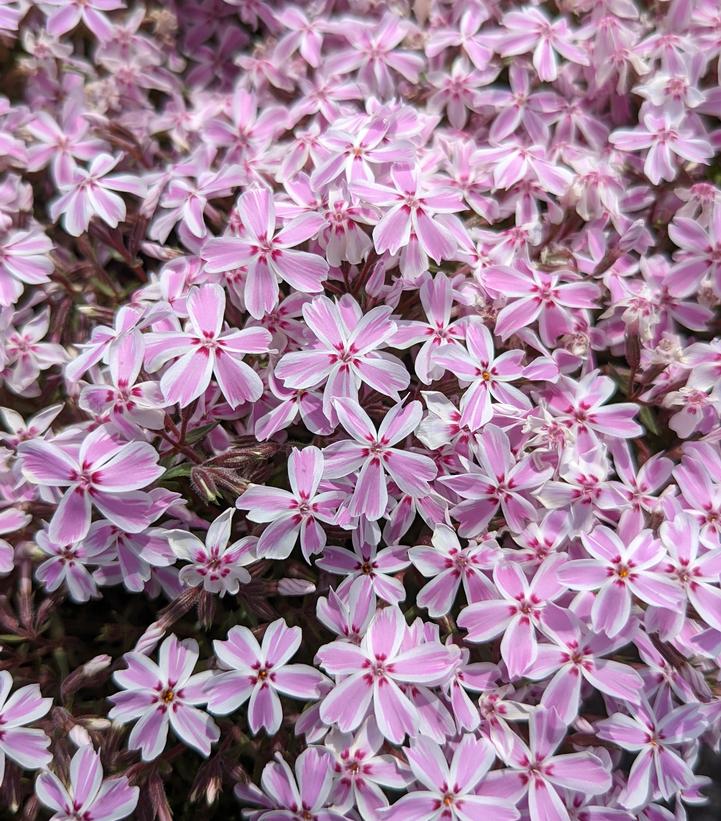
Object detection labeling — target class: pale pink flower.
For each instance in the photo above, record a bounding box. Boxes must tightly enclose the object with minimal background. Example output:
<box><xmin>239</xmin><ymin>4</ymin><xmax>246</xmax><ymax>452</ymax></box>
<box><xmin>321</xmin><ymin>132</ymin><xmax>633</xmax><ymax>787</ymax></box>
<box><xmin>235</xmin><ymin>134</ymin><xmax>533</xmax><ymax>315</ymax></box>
<box><xmin>108</xmin><ymin>634</ymin><xmax>219</xmax><ymax>761</ymax></box>
<box><xmin>166</xmin><ymin>509</ymin><xmax>256</xmax><ymax>595</ymax></box>
<box><xmin>322</xmin><ymin>398</ymin><xmax>437</xmax><ymax>522</ymax></box>
<box><xmin>203</xmin><ymin>188</ymin><xmax>328</xmax><ymax>319</ymax></box>
<box><xmin>409</xmin><ymin>524</ymin><xmax>499</xmax><ymax>617</ymax></box>
<box><xmin>144</xmin><ymin>283</ymin><xmax>272</xmax><ymax>408</ymax></box>
<box><xmin>19</xmin><ymin>426</ymin><xmax>164</xmax><ymax>544</ymax></box>
<box><xmin>49</xmin><ymin>154</ymin><xmax>145</xmax><ymax>237</ymax></box>
<box><xmin>237</xmin><ymin>446</ymin><xmax>343</xmax><ymax>561</ymax></box>
<box><xmin>276</xmin><ymin>294</ymin><xmax>409</xmax><ymax>420</ymax></box>
<box><xmin>43</xmin><ymin>0</ymin><xmax>124</xmax><ymax>40</ymax></box>
<box><xmin>458</xmin><ymin>556</ymin><xmax>564</xmax><ymax>679</ymax></box>
<box><xmin>205</xmin><ymin>619</ymin><xmax>328</xmax><ymax>735</ymax></box>
<box><xmin>316</xmin><ymin>605</ymin><xmax>458</xmax><ymax>743</ymax></box>
<box><xmin>610</xmin><ymin>110</ymin><xmax>713</xmax><ymax>185</ymax></box>
<box><xmin>558</xmin><ymin>524</ymin><xmax>683</xmax><ymax>638</ymax></box>
<box><xmin>0</xmin><ymin>228</ymin><xmax>53</xmax><ymax>307</ymax></box>
<box><xmin>384</xmin><ymin>734</ymin><xmax>519</xmax><ymax>821</ymax></box>
<box><xmin>500</xmin><ymin>6</ymin><xmax>589</xmax><ymax>82</ymax></box>
<box><xmin>0</xmin><ymin>670</ymin><xmax>53</xmax><ymax>784</ymax></box>
<box><xmin>35</xmin><ymin>744</ymin><xmax>139</xmax><ymax>821</ymax></box>
<box><xmin>354</xmin><ymin>163</ymin><xmax>466</xmax><ymax>278</ymax></box>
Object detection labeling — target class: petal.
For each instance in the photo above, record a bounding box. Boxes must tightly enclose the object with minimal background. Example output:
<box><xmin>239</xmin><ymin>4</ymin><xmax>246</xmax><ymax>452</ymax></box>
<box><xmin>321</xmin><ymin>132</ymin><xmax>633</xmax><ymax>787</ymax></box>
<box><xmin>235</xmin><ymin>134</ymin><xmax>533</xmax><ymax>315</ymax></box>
<box><xmin>69</xmin><ymin>745</ymin><xmax>103</xmax><ymax>808</ymax></box>
<box><xmin>169</xmin><ymin>703</ymin><xmax>219</xmax><ymax>755</ymax></box>
<box><xmin>159</xmin><ymin>635</ymin><xmax>199</xmax><ymax>687</ymax></box>
<box><xmin>187</xmin><ymin>283</ymin><xmax>225</xmax><ymax>338</ymax></box>
<box><xmin>262</xmin><ymin>620</ymin><xmax>301</xmax><ymax>667</ymax></box>
<box><xmin>319</xmin><ymin>674</ymin><xmax>373</xmax><ymax>732</ymax></box>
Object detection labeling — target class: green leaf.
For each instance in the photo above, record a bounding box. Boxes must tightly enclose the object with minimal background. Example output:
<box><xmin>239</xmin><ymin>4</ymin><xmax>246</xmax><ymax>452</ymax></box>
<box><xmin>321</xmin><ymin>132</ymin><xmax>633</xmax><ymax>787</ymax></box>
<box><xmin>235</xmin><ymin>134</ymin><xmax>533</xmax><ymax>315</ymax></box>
<box><xmin>185</xmin><ymin>422</ymin><xmax>218</xmax><ymax>444</ymax></box>
<box><xmin>162</xmin><ymin>463</ymin><xmax>193</xmax><ymax>481</ymax></box>
<box><xmin>639</xmin><ymin>406</ymin><xmax>659</xmax><ymax>436</ymax></box>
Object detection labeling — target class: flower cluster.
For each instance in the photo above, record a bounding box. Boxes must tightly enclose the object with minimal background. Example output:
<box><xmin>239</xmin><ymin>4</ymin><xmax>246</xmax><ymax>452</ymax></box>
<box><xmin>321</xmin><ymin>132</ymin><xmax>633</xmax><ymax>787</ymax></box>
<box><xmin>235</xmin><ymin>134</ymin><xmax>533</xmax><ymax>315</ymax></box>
<box><xmin>1</xmin><ymin>0</ymin><xmax>721</xmax><ymax>819</ymax></box>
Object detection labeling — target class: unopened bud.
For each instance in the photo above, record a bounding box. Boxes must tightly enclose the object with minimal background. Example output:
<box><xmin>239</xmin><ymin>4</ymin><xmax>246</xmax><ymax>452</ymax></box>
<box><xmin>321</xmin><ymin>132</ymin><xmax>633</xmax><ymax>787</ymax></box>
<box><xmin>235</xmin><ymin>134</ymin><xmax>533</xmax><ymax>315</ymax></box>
<box><xmin>277</xmin><ymin>578</ymin><xmax>316</xmax><ymax>596</ymax></box>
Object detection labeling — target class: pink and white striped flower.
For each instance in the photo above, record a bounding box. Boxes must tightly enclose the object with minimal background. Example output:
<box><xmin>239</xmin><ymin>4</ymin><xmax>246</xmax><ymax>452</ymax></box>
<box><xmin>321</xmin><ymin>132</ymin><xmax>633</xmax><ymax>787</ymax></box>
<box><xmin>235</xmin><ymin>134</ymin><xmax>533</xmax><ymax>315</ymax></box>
<box><xmin>144</xmin><ymin>283</ymin><xmax>272</xmax><ymax>409</ymax></box>
<box><xmin>108</xmin><ymin>634</ymin><xmax>220</xmax><ymax>761</ymax></box>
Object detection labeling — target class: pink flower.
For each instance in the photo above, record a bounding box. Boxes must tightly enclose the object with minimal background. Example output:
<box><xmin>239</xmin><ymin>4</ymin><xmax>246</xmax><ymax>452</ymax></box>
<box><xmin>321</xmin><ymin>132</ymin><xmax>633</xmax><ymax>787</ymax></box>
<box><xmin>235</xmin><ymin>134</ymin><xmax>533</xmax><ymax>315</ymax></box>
<box><xmin>276</xmin><ymin>294</ymin><xmax>409</xmax><ymax>420</ymax></box>
<box><xmin>426</xmin><ymin>7</ymin><xmax>493</xmax><ymax>69</ymax></box>
<box><xmin>610</xmin><ymin>110</ymin><xmax>713</xmax><ymax>185</ymax></box>
<box><xmin>65</xmin><ymin>304</ymin><xmax>145</xmax><ymax>383</ymax></box>
<box><xmin>409</xmin><ymin>524</ymin><xmax>499</xmax><ymax>617</ymax></box>
<box><xmin>327</xmin><ymin>718</ymin><xmax>409</xmax><ymax>817</ymax></box>
<box><xmin>434</xmin><ymin>322</ymin><xmax>552</xmax><ymax>428</ymax></box>
<box><xmin>144</xmin><ymin>283</ymin><xmax>272</xmax><ymax>408</ymax></box>
<box><xmin>384</xmin><ymin>734</ymin><xmax>519</xmax><ymax>821</ymax></box>
<box><xmin>19</xmin><ymin>427</ymin><xmax>164</xmax><ymax>544</ymax></box>
<box><xmin>316</xmin><ymin>606</ymin><xmax>458</xmax><ymax>743</ymax></box>
<box><xmin>202</xmin><ymin>87</ymin><xmax>287</xmax><ymax>165</ymax></box>
<box><xmin>235</xmin><ymin>747</ymin><xmax>346</xmax><ymax>820</ymax></box>
<box><xmin>355</xmin><ymin>163</ymin><xmax>466</xmax><ymax>278</ymax></box>
<box><xmin>254</xmin><ymin>374</ymin><xmax>331</xmax><ymax>441</ymax></box>
<box><xmin>327</xmin><ymin>13</ymin><xmax>424</xmax><ymax>98</ymax></box>
<box><xmin>43</xmin><ymin>0</ymin><xmax>124</xmax><ymax>41</ymax></box>
<box><xmin>500</xmin><ymin>7</ymin><xmax>589</xmax><ymax>82</ymax></box>
<box><xmin>440</xmin><ymin>425</ymin><xmax>552</xmax><ymax>537</ymax></box>
<box><xmin>35</xmin><ymin>744</ymin><xmax>139</xmax><ymax>821</ymax></box>
<box><xmin>322</xmin><ymin>398</ymin><xmax>437</xmax><ymax>522</ymax></box>
<box><xmin>79</xmin><ymin>329</ymin><xmax>165</xmax><ymax>435</ymax></box>
<box><xmin>389</xmin><ymin>272</ymin><xmax>467</xmax><ymax>386</ymax></box>
<box><xmin>27</xmin><ymin>108</ymin><xmax>105</xmax><ymax>186</ymax></box>
<box><xmin>166</xmin><ymin>509</ymin><xmax>256</xmax><ymax>595</ymax></box>
<box><xmin>0</xmin><ymin>671</ymin><xmax>52</xmax><ymax>783</ymax></box>
<box><xmin>311</xmin><ymin>117</ymin><xmax>413</xmax><ymax>189</ymax></box>
<box><xmin>597</xmin><ymin>701</ymin><xmax>706</xmax><ymax>809</ymax></box>
<box><xmin>108</xmin><ymin>634</ymin><xmax>220</xmax><ymax>761</ymax></box>
<box><xmin>203</xmin><ymin>188</ymin><xmax>328</xmax><ymax>318</ymax></box>
<box><xmin>427</xmin><ymin>57</ymin><xmax>495</xmax><ymax>130</ymax></box>
<box><xmin>49</xmin><ymin>154</ymin><xmax>145</xmax><ymax>237</ymax></box>
<box><xmin>558</xmin><ymin>524</ymin><xmax>683</xmax><ymax>638</ymax></box>
<box><xmin>458</xmin><ymin>556</ymin><xmax>564</xmax><ymax>679</ymax></box>
<box><xmin>525</xmin><ymin>604</ymin><xmax>643</xmax><ymax>724</ymax></box>
<box><xmin>667</xmin><ymin>206</ymin><xmax>721</xmax><ymax>295</ymax></box>
<box><xmin>496</xmin><ymin>707</ymin><xmax>611</xmax><ymax>820</ymax></box>
<box><xmin>544</xmin><ymin>372</ymin><xmax>643</xmax><ymax>444</ymax></box>
<box><xmin>205</xmin><ymin>619</ymin><xmax>328</xmax><ymax>735</ymax></box>
<box><xmin>275</xmin><ymin>7</ymin><xmax>326</xmax><ymax>68</ymax></box>
<box><xmin>34</xmin><ymin>527</ymin><xmax>107</xmax><ymax>603</ymax></box>
<box><xmin>484</xmin><ymin>263</ymin><xmax>601</xmax><ymax>345</ymax></box>
<box><xmin>0</xmin><ymin>229</ymin><xmax>53</xmax><ymax>307</ymax></box>
<box><xmin>237</xmin><ymin>446</ymin><xmax>343</xmax><ymax>561</ymax></box>
<box><xmin>317</xmin><ymin>524</ymin><xmax>410</xmax><ymax>605</ymax></box>
<box><xmin>3</xmin><ymin>309</ymin><xmax>66</xmax><ymax>394</ymax></box>
<box><xmin>658</xmin><ymin>513</ymin><xmax>721</xmax><ymax>632</ymax></box>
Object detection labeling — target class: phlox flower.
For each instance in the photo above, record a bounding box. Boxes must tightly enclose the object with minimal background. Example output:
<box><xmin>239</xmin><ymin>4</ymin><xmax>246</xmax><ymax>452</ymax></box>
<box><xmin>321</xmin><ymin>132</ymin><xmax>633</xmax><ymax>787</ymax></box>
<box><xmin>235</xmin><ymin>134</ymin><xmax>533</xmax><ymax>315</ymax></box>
<box><xmin>35</xmin><ymin>744</ymin><xmax>139</xmax><ymax>821</ymax></box>
<box><xmin>108</xmin><ymin>634</ymin><xmax>220</xmax><ymax>761</ymax></box>
<box><xmin>409</xmin><ymin>524</ymin><xmax>499</xmax><ymax>617</ymax></box>
<box><xmin>322</xmin><ymin>398</ymin><xmax>437</xmax><ymax>522</ymax></box>
<box><xmin>49</xmin><ymin>154</ymin><xmax>146</xmax><ymax>237</ymax></box>
<box><xmin>19</xmin><ymin>426</ymin><xmax>164</xmax><ymax>544</ymax></box>
<box><xmin>275</xmin><ymin>293</ymin><xmax>409</xmax><ymax>420</ymax></box>
<box><xmin>166</xmin><ymin>508</ymin><xmax>256</xmax><ymax>595</ymax></box>
<box><xmin>205</xmin><ymin>619</ymin><xmax>328</xmax><ymax>735</ymax></box>
<box><xmin>559</xmin><ymin>523</ymin><xmax>683</xmax><ymax>638</ymax></box>
<box><xmin>203</xmin><ymin>187</ymin><xmax>329</xmax><ymax>319</ymax></box>
<box><xmin>237</xmin><ymin>445</ymin><xmax>343</xmax><ymax>561</ymax></box>
<box><xmin>144</xmin><ymin>283</ymin><xmax>272</xmax><ymax>409</ymax></box>
<box><xmin>235</xmin><ymin>747</ymin><xmax>346</xmax><ymax>821</ymax></box>
<box><xmin>383</xmin><ymin>734</ymin><xmax>519</xmax><ymax>821</ymax></box>
<box><xmin>0</xmin><ymin>671</ymin><xmax>52</xmax><ymax>784</ymax></box>
<box><xmin>316</xmin><ymin>605</ymin><xmax>458</xmax><ymax>744</ymax></box>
